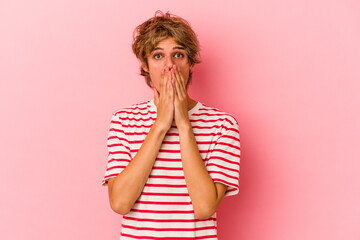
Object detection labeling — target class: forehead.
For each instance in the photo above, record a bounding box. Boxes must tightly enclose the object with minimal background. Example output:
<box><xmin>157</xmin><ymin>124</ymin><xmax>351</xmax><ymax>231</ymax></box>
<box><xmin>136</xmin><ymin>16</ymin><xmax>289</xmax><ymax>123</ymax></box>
<box><xmin>153</xmin><ymin>37</ymin><xmax>184</xmax><ymax>50</ymax></box>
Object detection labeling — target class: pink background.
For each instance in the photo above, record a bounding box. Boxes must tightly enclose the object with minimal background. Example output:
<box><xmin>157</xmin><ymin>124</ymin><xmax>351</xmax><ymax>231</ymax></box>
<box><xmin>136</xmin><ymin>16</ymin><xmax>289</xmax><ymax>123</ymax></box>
<box><xmin>1</xmin><ymin>0</ymin><xmax>359</xmax><ymax>239</ymax></box>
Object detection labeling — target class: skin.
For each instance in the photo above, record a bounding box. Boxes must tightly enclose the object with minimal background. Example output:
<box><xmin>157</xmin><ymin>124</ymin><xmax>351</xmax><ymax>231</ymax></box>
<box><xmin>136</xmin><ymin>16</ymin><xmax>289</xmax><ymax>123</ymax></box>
<box><xmin>107</xmin><ymin>37</ymin><xmax>227</xmax><ymax>219</ymax></box>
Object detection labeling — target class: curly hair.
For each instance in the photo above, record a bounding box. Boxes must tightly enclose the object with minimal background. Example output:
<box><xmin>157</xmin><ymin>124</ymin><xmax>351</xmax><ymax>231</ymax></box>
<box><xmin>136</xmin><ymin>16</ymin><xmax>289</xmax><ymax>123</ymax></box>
<box><xmin>132</xmin><ymin>10</ymin><xmax>201</xmax><ymax>88</ymax></box>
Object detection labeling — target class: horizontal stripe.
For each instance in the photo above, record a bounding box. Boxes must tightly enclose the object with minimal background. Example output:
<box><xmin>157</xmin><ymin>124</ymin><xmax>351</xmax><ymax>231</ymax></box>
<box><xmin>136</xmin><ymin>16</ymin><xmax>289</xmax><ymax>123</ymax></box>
<box><xmin>211</xmin><ymin>149</ymin><xmax>240</xmax><ymax>158</ymax></box>
<box><xmin>121</xmin><ymin>232</ymin><xmax>217</xmax><ymax>239</ymax></box>
<box><xmin>121</xmin><ymin>224</ymin><xmax>215</xmax><ymax>231</ymax></box>
<box><xmin>107</xmin><ymin>158</ymin><xmax>130</xmax><ymax>164</ymax></box>
<box><xmin>117</xmin><ymin>110</ymin><xmax>157</xmax><ymax>115</ymax></box>
<box><xmin>120</xmin><ymin>102</ymin><xmax>148</xmax><ymax>110</ymax></box>
<box><xmin>112</xmin><ymin>121</ymin><xmax>236</xmax><ymax>130</ymax></box>
<box><xmin>149</xmin><ymin>175</ymin><xmax>185</xmax><ymax>179</ymax></box>
<box><xmin>208</xmin><ymin>171</ymin><xmax>239</xmax><ymax>180</ymax></box>
<box><xmin>192</xmin><ymin>112</ymin><xmax>234</xmax><ymax>118</ymax></box>
<box><xmin>125</xmin><ymin>140</ymin><xmax>238</xmax><ymax>149</ymax></box>
<box><xmin>152</xmin><ymin>166</ymin><xmax>183</xmax><ymax>171</ymax></box>
<box><xmin>155</xmin><ymin>158</ymin><xmax>182</xmax><ymax>162</ymax></box>
<box><xmin>103</xmin><ymin>100</ymin><xmax>241</xmax><ymax>238</ymax></box>
<box><xmin>106</xmin><ymin>165</ymin><xmax>126</xmax><ymax>171</ymax></box>
<box><xmin>206</xmin><ymin>163</ymin><xmax>239</xmax><ymax>173</ymax></box>
<box><xmin>216</xmin><ymin>142</ymin><xmax>240</xmax><ymax>150</ymax></box>
<box><xmin>226</xmin><ymin>188</ymin><xmax>237</xmax><ymax>193</ymax></box>
<box><xmin>109</xmin><ymin>128</ymin><xmax>126</xmax><ymax>134</ymax></box>
<box><xmin>145</xmin><ymin>183</ymin><xmax>187</xmax><ymax>188</ymax></box>
<box><xmin>103</xmin><ymin>173</ymin><xmax>119</xmax><ymax>179</ymax></box>
<box><xmin>205</xmin><ymin>156</ymin><xmax>240</xmax><ymax>166</ymax></box>
<box><xmin>141</xmin><ymin>192</ymin><xmax>189</xmax><ymax>197</ymax></box>
<box><xmin>120</xmin><ymin>132</ymin><xmax>222</xmax><ymax>137</ymax></box>
<box><xmin>130</xmin><ymin>209</ymin><xmax>194</xmax><ymax>214</ymax></box>
<box><xmin>127</xmin><ymin>140</ymin><xmax>218</xmax><ymax>145</ymax></box>
<box><xmin>107</xmin><ymin>135</ymin><xmax>128</xmax><ymax>142</ymax></box>
<box><xmin>135</xmin><ymin>200</ymin><xmax>192</xmax><ymax>205</ymax></box>
<box><xmin>222</xmin><ymin>125</ymin><xmax>239</xmax><ymax>133</ymax></box>
<box><xmin>119</xmin><ymin>116</ymin><xmax>157</xmax><ymax>121</ymax></box>
<box><xmin>212</xmin><ymin>178</ymin><xmax>238</xmax><ymax>188</ymax></box>
<box><xmin>108</xmin><ymin>143</ymin><xmax>130</xmax><ymax>151</ymax></box>
<box><xmin>221</xmin><ymin>134</ymin><xmax>240</xmax><ymax>142</ymax></box>
<box><xmin>191</xmin><ymin>118</ymin><xmax>233</xmax><ymax>125</ymax></box>
<box><xmin>127</xmin><ymin>148</ymin><xmax>238</xmax><ymax>155</ymax></box>
<box><xmin>108</xmin><ymin>150</ymin><xmax>131</xmax><ymax>158</ymax></box>
<box><xmin>123</xmin><ymin>216</ymin><xmax>216</xmax><ymax>223</ymax></box>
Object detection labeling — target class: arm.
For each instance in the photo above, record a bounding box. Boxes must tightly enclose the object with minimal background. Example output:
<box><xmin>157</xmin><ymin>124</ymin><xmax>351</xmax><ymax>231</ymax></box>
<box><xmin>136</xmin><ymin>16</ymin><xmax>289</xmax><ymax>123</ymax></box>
<box><xmin>108</xmin><ymin>69</ymin><xmax>175</xmax><ymax>215</ymax></box>
<box><xmin>171</xmin><ymin>66</ymin><xmax>227</xmax><ymax>219</ymax></box>
<box><xmin>178</xmin><ymin>124</ymin><xmax>228</xmax><ymax>220</ymax></box>
<box><xmin>108</xmin><ymin>65</ymin><xmax>174</xmax><ymax>215</ymax></box>
<box><xmin>108</xmin><ymin>122</ymin><xmax>167</xmax><ymax>215</ymax></box>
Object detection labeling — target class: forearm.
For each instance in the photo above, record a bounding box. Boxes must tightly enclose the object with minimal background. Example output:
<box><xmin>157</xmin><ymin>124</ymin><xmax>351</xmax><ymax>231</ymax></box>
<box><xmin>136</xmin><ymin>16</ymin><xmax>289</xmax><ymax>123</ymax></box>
<box><xmin>109</xmin><ymin>122</ymin><xmax>167</xmax><ymax>214</ymax></box>
<box><xmin>178</xmin><ymin>124</ymin><xmax>218</xmax><ymax>219</ymax></box>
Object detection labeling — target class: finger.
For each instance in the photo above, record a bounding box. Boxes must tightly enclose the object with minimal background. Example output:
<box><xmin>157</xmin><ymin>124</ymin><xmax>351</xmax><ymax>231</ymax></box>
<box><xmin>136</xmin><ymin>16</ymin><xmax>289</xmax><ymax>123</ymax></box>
<box><xmin>176</xmin><ymin>66</ymin><xmax>186</xmax><ymax>89</ymax></box>
<box><xmin>173</xmin><ymin>83</ymin><xmax>179</xmax><ymax>111</ymax></box>
<box><xmin>172</xmin><ymin>72</ymin><xmax>178</xmax><ymax>104</ymax></box>
<box><xmin>170</xmin><ymin>69</ymin><xmax>177</xmax><ymax>100</ymax></box>
<box><xmin>161</xmin><ymin>69</ymin><xmax>169</xmax><ymax>99</ymax></box>
<box><xmin>174</xmin><ymin>67</ymin><xmax>186</xmax><ymax>97</ymax></box>
<box><xmin>174</xmin><ymin>72</ymin><xmax>182</xmax><ymax>100</ymax></box>
<box><xmin>169</xmin><ymin>74</ymin><xmax>174</xmax><ymax>100</ymax></box>
<box><xmin>173</xmin><ymin>77</ymin><xmax>178</xmax><ymax>99</ymax></box>
<box><xmin>179</xmin><ymin>70</ymin><xmax>188</xmax><ymax>97</ymax></box>
<box><xmin>173</xmin><ymin>66</ymin><xmax>182</xmax><ymax>87</ymax></box>
<box><xmin>173</xmin><ymin>66</ymin><xmax>180</xmax><ymax>85</ymax></box>
<box><xmin>166</xmin><ymin>70</ymin><xmax>173</xmax><ymax>99</ymax></box>
<box><xmin>169</xmin><ymin>68</ymin><xmax>174</xmax><ymax>85</ymax></box>
<box><xmin>167</xmin><ymin>71</ymin><xmax>171</xmax><ymax>92</ymax></box>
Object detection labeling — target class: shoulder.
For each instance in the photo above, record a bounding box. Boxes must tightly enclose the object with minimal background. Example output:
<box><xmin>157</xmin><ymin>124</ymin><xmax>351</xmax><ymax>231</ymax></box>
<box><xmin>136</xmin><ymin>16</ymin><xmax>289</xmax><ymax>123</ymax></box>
<box><xmin>112</xmin><ymin>99</ymin><xmax>151</xmax><ymax>119</ymax></box>
<box><xmin>198</xmin><ymin>102</ymin><xmax>239</xmax><ymax>127</ymax></box>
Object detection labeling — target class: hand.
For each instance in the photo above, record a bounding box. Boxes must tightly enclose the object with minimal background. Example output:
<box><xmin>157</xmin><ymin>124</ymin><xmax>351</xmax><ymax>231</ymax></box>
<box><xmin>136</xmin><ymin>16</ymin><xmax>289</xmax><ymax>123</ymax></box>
<box><xmin>171</xmin><ymin>65</ymin><xmax>191</xmax><ymax>129</ymax></box>
<box><xmin>153</xmin><ymin>67</ymin><xmax>175</xmax><ymax>132</ymax></box>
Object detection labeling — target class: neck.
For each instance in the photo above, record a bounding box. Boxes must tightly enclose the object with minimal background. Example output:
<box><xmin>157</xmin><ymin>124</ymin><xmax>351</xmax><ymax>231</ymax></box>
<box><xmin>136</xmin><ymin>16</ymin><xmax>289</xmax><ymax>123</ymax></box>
<box><xmin>187</xmin><ymin>97</ymin><xmax>197</xmax><ymax>110</ymax></box>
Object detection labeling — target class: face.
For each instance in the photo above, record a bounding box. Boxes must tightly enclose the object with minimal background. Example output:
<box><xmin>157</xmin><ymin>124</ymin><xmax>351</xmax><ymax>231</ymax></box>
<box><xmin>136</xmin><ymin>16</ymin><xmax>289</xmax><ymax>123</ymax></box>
<box><xmin>143</xmin><ymin>37</ymin><xmax>191</xmax><ymax>91</ymax></box>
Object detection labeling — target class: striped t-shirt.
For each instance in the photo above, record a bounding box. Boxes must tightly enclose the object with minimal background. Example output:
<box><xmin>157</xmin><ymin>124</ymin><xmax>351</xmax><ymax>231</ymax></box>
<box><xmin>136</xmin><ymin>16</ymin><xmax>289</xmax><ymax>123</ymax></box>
<box><xmin>102</xmin><ymin>99</ymin><xmax>241</xmax><ymax>239</ymax></box>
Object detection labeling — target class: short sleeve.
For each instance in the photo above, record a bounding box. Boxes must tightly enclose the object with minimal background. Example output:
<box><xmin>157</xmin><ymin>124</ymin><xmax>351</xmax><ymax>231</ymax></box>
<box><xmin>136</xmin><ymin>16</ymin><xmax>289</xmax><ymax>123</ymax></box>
<box><xmin>206</xmin><ymin>117</ymin><xmax>241</xmax><ymax>197</ymax></box>
<box><xmin>101</xmin><ymin>112</ymin><xmax>132</xmax><ymax>186</ymax></box>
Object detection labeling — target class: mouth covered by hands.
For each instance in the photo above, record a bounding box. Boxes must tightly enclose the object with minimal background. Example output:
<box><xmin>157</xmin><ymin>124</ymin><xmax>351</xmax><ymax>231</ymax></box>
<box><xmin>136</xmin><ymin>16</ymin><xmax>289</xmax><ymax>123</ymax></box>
<box><xmin>153</xmin><ymin>65</ymin><xmax>190</xmax><ymax>131</ymax></box>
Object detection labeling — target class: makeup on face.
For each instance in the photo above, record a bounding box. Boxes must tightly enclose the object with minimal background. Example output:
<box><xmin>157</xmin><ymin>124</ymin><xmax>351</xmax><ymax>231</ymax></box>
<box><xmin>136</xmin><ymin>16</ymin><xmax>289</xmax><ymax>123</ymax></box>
<box><xmin>147</xmin><ymin>37</ymin><xmax>191</xmax><ymax>91</ymax></box>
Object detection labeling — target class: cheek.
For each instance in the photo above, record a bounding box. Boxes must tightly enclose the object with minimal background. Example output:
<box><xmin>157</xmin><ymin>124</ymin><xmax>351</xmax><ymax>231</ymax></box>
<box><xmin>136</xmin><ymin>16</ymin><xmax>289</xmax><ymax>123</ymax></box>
<box><xmin>181</xmin><ymin>68</ymin><xmax>190</xmax><ymax>80</ymax></box>
<box><xmin>148</xmin><ymin>68</ymin><xmax>163</xmax><ymax>89</ymax></box>
<box><xmin>150</xmin><ymin>75</ymin><xmax>160</xmax><ymax>90</ymax></box>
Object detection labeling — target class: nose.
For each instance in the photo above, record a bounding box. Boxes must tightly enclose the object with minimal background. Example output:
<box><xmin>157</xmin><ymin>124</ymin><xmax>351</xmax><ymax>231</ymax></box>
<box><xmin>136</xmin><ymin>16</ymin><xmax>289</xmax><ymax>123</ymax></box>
<box><xmin>164</xmin><ymin>55</ymin><xmax>174</xmax><ymax>69</ymax></box>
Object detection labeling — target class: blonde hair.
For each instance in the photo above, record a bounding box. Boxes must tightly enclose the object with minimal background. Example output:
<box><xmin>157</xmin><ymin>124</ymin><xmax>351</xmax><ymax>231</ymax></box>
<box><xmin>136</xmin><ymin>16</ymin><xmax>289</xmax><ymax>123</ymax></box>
<box><xmin>132</xmin><ymin>10</ymin><xmax>201</xmax><ymax>88</ymax></box>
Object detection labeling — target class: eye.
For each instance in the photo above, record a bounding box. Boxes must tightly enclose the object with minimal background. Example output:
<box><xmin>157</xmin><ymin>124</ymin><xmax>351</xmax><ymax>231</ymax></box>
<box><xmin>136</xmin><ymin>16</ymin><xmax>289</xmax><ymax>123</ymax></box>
<box><xmin>174</xmin><ymin>52</ymin><xmax>184</xmax><ymax>58</ymax></box>
<box><xmin>153</xmin><ymin>53</ymin><xmax>162</xmax><ymax>60</ymax></box>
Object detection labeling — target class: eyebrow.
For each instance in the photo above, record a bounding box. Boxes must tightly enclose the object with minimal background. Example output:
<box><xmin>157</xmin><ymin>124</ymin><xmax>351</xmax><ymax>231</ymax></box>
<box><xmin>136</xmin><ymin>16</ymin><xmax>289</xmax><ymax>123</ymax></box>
<box><xmin>152</xmin><ymin>46</ymin><xmax>185</xmax><ymax>51</ymax></box>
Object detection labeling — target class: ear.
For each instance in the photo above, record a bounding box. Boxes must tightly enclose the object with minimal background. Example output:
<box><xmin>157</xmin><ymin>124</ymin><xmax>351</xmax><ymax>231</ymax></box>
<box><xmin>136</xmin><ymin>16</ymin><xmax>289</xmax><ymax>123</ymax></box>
<box><xmin>142</xmin><ymin>62</ymin><xmax>149</xmax><ymax>73</ymax></box>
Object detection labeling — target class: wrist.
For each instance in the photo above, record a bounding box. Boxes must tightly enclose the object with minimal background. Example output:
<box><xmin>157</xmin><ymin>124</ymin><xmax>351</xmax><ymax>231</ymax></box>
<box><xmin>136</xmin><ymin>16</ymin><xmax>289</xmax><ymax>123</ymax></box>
<box><xmin>177</xmin><ymin>122</ymin><xmax>192</xmax><ymax>132</ymax></box>
<box><xmin>152</xmin><ymin>120</ymin><xmax>170</xmax><ymax>135</ymax></box>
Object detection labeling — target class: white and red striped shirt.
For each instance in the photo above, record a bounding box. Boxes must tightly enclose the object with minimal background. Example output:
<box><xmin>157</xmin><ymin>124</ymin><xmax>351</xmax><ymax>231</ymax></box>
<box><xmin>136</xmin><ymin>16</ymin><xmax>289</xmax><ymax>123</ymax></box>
<box><xmin>102</xmin><ymin>99</ymin><xmax>241</xmax><ymax>239</ymax></box>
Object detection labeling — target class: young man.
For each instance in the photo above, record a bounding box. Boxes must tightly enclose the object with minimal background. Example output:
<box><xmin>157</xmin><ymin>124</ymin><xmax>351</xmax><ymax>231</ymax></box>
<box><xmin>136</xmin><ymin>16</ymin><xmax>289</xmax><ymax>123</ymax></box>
<box><xmin>102</xmin><ymin>11</ymin><xmax>241</xmax><ymax>239</ymax></box>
